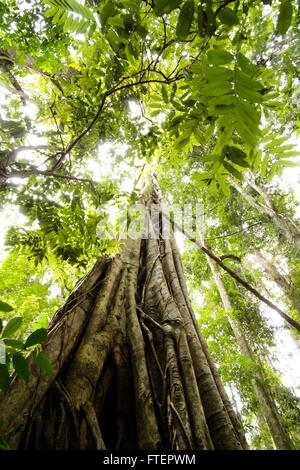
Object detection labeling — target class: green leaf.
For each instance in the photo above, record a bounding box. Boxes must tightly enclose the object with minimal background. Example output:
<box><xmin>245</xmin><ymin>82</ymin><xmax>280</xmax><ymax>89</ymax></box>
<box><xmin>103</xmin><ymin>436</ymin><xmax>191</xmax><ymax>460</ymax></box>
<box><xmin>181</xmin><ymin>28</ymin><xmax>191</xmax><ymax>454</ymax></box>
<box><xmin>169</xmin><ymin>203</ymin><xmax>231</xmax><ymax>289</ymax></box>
<box><xmin>235</xmin><ymin>72</ymin><xmax>264</xmax><ymax>102</ymax></box>
<box><xmin>0</xmin><ymin>364</ymin><xmax>9</xmax><ymax>392</ymax></box>
<box><xmin>264</xmin><ymin>136</ymin><xmax>289</xmax><ymax>149</ymax></box>
<box><xmin>253</xmin><ymin>150</ymin><xmax>262</xmax><ymax>173</ymax></box>
<box><xmin>44</xmin><ymin>6</ymin><xmax>57</xmax><ymax>18</ymax></box>
<box><xmin>267</xmin><ymin>162</ymin><xmax>278</xmax><ymax>182</ymax></box>
<box><xmin>2</xmin><ymin>317</ymin><xmax>22</xmax><ymax>338</ymax></box>
<box><xmin>0</xmin><ymin>300</ymin><xmax>14</xmax><ymax>312</ymax></box>
<box><xmin>206</xmin><ymin>66</ymin><xmax>233</xmax><ymax>82</ymax></box>
<box><xmin>154</xmin><ymin>0</ymin><xmax>182</xmax><ymax>17</ymax></box>
<box><xmin>13</xmin><ymin>353</ymin><xmax>28</xmax><ymax>382</ymax></box>
<box><xmin>192</xmin><ymin>171</ymin><xmax>212</xmax><ymax>181</ymax></box>
<box><xmin>3</xmin><ymin>339</ymin><xmax>24</xmax><ymax>350</ymax></box>
<box><xmin>236</xmin><ymin>53</ymin><xmax>257</xmax><ymax>76</ymax></box>
<box><xmin>205</xmin><ymin>3</ymin><xmax>216</xmax><ymax>35</ymax></box>
<box><xmin>199</xmin><ymin>81</ymin><xmax>232</xmax><ymax>96</ymax></box>
<box><xmin>176</xmin><ymin>1</ymin><xmax>195</xmax><ymax>40</ymax></box>
<box><xmin>225</xmin><ymin>146</ymin><xmax>250</xmax><ymax>167</ymax></box>
<box><xmin>236</xmin><ymin>120</ymin><xmax>258</xmax><ymax>147</ymax></box>
<box><xmin>161</xmin><ymin>85</ymin><xmax>169</xmax><ymax>104</ymax></box>
<box><xmin>207</xmin><ymin>50</ymin><xmax>234</xmax><ymax>65</ymax></box>
<box><xmin>277</xmin><ymin>164</ymin><xmax>283</xmax><ymax>177</ymax></box>
<box><xmin>136</xmin><ymin>24</ymin><xmax>148</xmax><ymax>39</ymax></box>
<box><xmin>201</xmin><ymin>154</ymin><xmax>222</xmax><ymax>162</ymax></box>
<box><xmin>209</xmin><ymin>95</ymin><xmax>236</xmax><ymax>106</ymax></box>
<box><xmin>215</xmin><ymin>173</ymin><xmax>230</xmax><ymax>196</ymax></box>
<box><xmin>46</xmin><ymin>0</ymin><xmax>95</xmax><ymax>21</ymax></box>
<box><xmin>269</xmin><ymin>145</ymin><xmax>296</xmax><ymax>154</ymax></box>
<box><xmin>276</xmin><ymin>1</ymin><xmax>293</xmax><ymax>35</ymax></box>
<box><xmin>236</xmin><ymin>101</ymin><xmax>260</xmax><ymax>129</ymax></box>
<box><xmin>235</xmin><ymin>70</ymin><xmax>263</xmax><ymax>91</ymax></box>
<box><xmin>261</xmin><ymin>133</ymin><xmax>278</xmax><ymax>143</ymax></box>
<box><xmin>235</xmin><ymin>90</ymin><xmax>263</xmax><ymax>105</ymax></box>
<box><xmin>223</xmin><ymin>161</ymin><xmax>244</xmax><ymax>180</ymax></box>
<box><xmin>260</xmin><ymin>153</ymin><xmax>269</xmax><ymax>178</ymax></box>
<box><xmin>217</xmin><ymin>7</ymin><xmax>239</xmax><ymax>26</ymax></box>
<box><xmin>279</xmin><ymin>160</ymin><xmax>299</xmax><ymax>167</ymax></box>
<box><xmin>174</xmin><ymin>129</ymin><xmax>193</xmax><ymax>149</ymax></box>
<box><xmin>277</xmin><ymin>151</ymin><xmax>299</xmax><ymax>158</ymax></box>
<box><xmin>209</xmin><ymin>179</ymin><xmax>219</xmax><ymax>198</ymax></box>
<box><xmin>34</xmin><ymin>352</ymin><xmax>53</xmax><ymax>375</ymax></box>
<box><xmin>197</xmin><ymin>5</ymin><xmax>205</xmax><ymax>36</ymax></box>
<box><xmin>24</xmin><ymin>328</ymin><xmax>47</xmax><ymax>349</ymax></box>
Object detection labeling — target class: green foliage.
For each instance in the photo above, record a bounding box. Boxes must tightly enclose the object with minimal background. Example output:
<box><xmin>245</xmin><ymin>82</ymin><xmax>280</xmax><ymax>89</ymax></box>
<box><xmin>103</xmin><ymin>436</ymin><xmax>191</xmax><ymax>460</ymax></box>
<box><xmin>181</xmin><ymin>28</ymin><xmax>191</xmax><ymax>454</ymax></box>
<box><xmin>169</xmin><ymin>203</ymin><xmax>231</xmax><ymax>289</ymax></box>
<box><xmin>24</xmin><ymin>328</ymin><xmax>47</xmax><ymax>349</ymax></box>
<box><xmin>0</xmin><ymin>252</ymin><xmax>60</xmax><ymax>336</ymax></box>
<box><xmin>276</xmin><ymin>1</ymin><xmax>294</xmax><ymax>35</ymax></box>
<box><xmin>217</xmin><ymin>7</ymin><xmax>239</xmax><ymax>27</ymax></box>
<box><xmin>0</xmin><ymin>0</ymin><xmax>299</xmax><ymax>448</ymax></box>
<box><xmin>154</xmin><ymin>0</ymin><xmax>182</xmax><ymax>17</ymax></box>
<box><xmin>33</xmin><ymin>351</ymin><xmax>53</xmax><ymax>375</ymax></box>
<box><xmin>2</xmin><ymin>317</ymin><xmax>22</xmax><ymax>338</ymax></box>
<box><xmin>176</xmin><ymin>1</ymin><xmax>194</xmax><ymax>40</ymax></box>
<box><xmin>0</xmin><ymin>308</ymin><xmax>52</xmax><ymax>392</ymax></box>
<box><xmin>0</xmin><ymin>301</ymin><xmax>14</xmax><ymax>313</ymax></box>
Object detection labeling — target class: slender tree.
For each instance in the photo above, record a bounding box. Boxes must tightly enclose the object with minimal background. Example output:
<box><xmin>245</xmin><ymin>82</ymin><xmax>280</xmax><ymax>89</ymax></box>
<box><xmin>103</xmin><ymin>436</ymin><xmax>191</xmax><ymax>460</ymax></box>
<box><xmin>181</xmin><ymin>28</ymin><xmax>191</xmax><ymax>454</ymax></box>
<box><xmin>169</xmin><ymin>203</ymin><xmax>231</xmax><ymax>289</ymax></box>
<box><xmin>200</xmin><ymin>235</ymin><xmax>295</xmax><ymax>450</ymax></box>
<box><xmin>229</xmin><ymin>176</ymin><xmax>300</xmax><ymax>249</ymax></box>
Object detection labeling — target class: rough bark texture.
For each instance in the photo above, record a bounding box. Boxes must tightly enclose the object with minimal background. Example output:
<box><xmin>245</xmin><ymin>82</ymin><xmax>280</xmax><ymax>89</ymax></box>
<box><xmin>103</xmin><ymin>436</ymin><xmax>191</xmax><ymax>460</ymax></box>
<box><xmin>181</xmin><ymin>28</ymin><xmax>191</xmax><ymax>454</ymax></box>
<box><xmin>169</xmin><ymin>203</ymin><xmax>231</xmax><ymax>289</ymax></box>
<box><xmin>0</xmin><ymin>184</ymin><xmax>247</xmax><ymax>450</ymax></box>
<box><xmin>201</xmin><ymin>238</ymin><xmax>295</xmax><ymax>450</ymax></box>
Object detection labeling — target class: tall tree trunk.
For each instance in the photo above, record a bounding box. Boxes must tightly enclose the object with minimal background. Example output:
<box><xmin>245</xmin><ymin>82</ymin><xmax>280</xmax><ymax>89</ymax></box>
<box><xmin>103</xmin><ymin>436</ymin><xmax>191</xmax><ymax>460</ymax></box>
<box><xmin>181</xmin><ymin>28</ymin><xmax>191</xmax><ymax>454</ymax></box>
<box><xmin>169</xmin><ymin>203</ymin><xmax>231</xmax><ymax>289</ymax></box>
<box><xmin>251</xmin><ymin>246</ymin><xmax>300</xmax><ymax>313</ymax></box>
<box><xmin>0</xmin><ymin>186</ymin><xmax>247</xmax><ymax>450</ymax></box>
<box><xmin>200</xmin><ymin>237</ymin><xmax>295</xmax><ymax>450</ymax></box>
<box><xmin>251</xmin><ymin>246</ymin><xmax>292</xmax><ymax>296</ymax></box>
<box><xmin>251</xmin><ymin>246</ymin><xmax>300</xmax><ymax>348</ymax></box>
<box><xmin>229</xmin><ymin>176</ymin><xmax>300</xmax><ymax>249</ymax></box>
<box><xmin>255</xmin><ymin>412</ymin><xmax>275</xmax><ymax>450</ymax></box>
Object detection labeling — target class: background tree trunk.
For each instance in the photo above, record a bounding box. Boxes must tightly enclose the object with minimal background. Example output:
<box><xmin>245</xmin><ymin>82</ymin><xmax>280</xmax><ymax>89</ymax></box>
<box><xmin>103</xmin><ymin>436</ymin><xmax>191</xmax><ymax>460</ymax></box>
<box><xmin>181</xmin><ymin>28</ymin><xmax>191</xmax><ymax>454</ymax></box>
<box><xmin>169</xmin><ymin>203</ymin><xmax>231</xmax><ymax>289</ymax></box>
<box><xmin>200</xmin><ymin>236</ymin><xmax>295</xmax><ymax>450</ymax></box>
<box><xmin>229</xmin><ymin>177</ymin><xmax>300</xmax><ymax>249</ymax></box>
<box><xmin>250</xmin><ymin>246</ymin><xmax>300</xmax><ymax>349</ymax></box>
<box><xmin>251</xmin><ymin>246</ymin><xmax>292</xmax><ymax>296</ymax></box>
<box><xmin>0</xmin><ymin>186</ymin><xmax>247</xmax><ymax>450</ymax></box>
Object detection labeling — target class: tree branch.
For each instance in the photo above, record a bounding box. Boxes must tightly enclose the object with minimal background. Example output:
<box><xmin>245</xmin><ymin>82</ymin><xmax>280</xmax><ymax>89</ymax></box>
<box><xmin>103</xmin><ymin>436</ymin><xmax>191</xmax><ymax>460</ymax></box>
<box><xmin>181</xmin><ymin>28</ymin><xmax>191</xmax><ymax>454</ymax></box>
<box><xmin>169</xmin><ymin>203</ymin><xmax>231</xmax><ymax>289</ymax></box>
<box><xmin>219</xmin><ymin>254</ymin><xmax>241</xmax><ymax>263</ymax></box>
<box><xmin>205</xmin><ymin>221</ymin><xmax>265</xmax><ymax>241</ymax></box>
<box><xmin>0</xmin><ymin>145</ymin><xmax>60</xmax><ymax>171</ymax></box>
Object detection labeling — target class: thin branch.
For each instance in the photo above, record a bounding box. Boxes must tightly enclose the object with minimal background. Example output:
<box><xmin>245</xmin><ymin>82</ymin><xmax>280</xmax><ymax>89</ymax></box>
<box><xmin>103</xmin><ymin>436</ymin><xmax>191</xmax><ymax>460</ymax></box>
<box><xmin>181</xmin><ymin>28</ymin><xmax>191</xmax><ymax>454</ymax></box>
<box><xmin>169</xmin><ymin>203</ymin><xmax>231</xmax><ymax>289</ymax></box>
<box><xmin>5</xmin><ymin>168</ymin><xmax>98</xmax><ymax>188</ymax></box>
<box><xmin>215</xmin><ymin>0</ymin><xmax>238</xmax><ymax>16</ymax></box>
<box><xmin>0</xmin><ymin>79</ymin><xmax>37</xmax><ymax>105</ymax></box>
<box><xmin>64</xmin><ymin>75</ymin><xmax>180</xmax><ymax>159</ymax></box>
<box><xmin>0</xmin><ymin>145</ymin><xmax>60</xmax><ymax>170</ymax></box>
<box><xmin>219</xmin><ymin>254</ymin><xmax>241</xmax><ymax>263</ymax></box>
<box><xmin>205</xmin><ymin>222</ymin><xmax>265</xmax><ymax>241</ymax></box>
<box><xmin>50</xmin><ymin>102</ymin><xmax>65</xmax><ymax>152</ymax></box>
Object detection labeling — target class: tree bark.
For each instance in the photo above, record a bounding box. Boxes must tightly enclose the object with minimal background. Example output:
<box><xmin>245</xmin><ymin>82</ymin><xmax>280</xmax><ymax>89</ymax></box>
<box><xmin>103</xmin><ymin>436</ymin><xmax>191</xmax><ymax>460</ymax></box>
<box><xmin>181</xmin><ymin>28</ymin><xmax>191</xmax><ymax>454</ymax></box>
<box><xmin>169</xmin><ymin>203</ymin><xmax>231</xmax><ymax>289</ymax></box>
<box><xmin>201</xmin><ymin>236</ymin><xmax>295</xmax><ymax>450</ymax></box>
<box><xmin>251</xmin><ymin>245</ymin><xmax>300</xmax><ymax>349</ymax></box>
<box><xmin>0</xmin><ymin>185</ymin><xmax>247</xmax><ymax>450</ymax></box>
<box><xmin>251</xmin><ymin>246</ymin><xmax>300</xmax><ymax>314</ymax></box>
<box><xmin>251</xmin><ymin>246</ymin><xmax>292</xmax><ymax>296</ymax></box>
